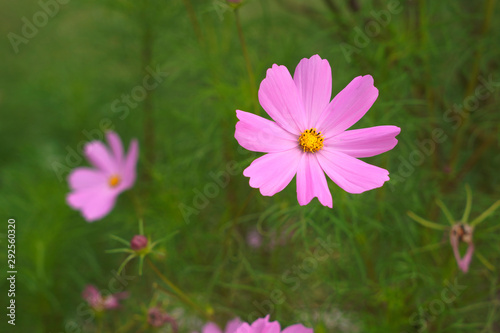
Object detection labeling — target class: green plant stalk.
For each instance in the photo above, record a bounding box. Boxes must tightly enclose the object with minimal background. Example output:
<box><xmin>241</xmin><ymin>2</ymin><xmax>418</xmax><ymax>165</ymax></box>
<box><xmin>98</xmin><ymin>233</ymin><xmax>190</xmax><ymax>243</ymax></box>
<box><xmin>448</xmin><ymin>0</ymin><xmax>496</xmax><ymax>174</ymax></box>
<box><xmin>234</xmin><ymin>9</ymin><xmax>259</xmax><ymax>115</ymax></box>
<box><xmin>147</xmin><ymin>259</ymin><xmax>210</xmax><ymax>319</ymax></box>
<box><xmin>461</xmin><ymin>184</ymin><xmax>473</xmax><ymax>223</ymax></box>
<box><xmin>182</xmin><ymin>0</ymin><xmax>204</xmax><ymax>45</ymax></box>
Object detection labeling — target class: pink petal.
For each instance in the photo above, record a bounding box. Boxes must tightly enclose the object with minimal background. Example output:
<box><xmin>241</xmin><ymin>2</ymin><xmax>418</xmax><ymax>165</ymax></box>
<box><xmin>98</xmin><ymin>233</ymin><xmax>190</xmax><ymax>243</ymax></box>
<box><xmin>225</xmin><ymin>318</ymin><xmax>243</xmax><ymax>333</ymax></box>
<box><xmin>293</xmin><ymin>55</ymin><xmax>332</xmax><ymax>128</ymax></box>
<box><xmin>258</xmin><ymin>64</ymin><xmax>306</xmax><ymax>134</ymax></box>
<box><xmin>103</xmin><ymin>291</ymin><xmax>128</xmax><ymax>309</ymax></box>
<box><xmin>68</xmin><ymin>167</ymin><xmax>108</xmax><ymax>191</ymax></box>
<box><xmin>316</xmin><ymin>75</ymin><xmax>378</xmax><ymax>138</ymax></box>
<box><xmin>106</xmin><ymin>131</ymin><xmax>124</xmax><ymax>166</ymax></box>
<box><xmin>202</xmin><ymin>323</ymin><xmax>222</xmax><ymax>333</ymax></box>
<box><xmin>282</xmin><ymin>324</ymin><xmax>314</xmax><ymax>333</ymax></box>
<box><xmin>316</xmin><ymin>148</ymin><xmax>390</xmax><ymax>193</ymax></box>
<box><xmin>250</xmin><ymin>315</ymin><xmax>281</xmax><ymax>333</ymax></box>
<box><xmin>121</xmin><ymin>139</ymin><xmax>139</xmax><ymax>189</ymax></box>
<box><xmin>67</xmin><ymin>187</ymin><xmax>117</xmax><ymax>222</ymax></box>
<box><xmin>234</xmin><ymin>323</ymin><xmax>252</xmax><ymax>333</ymax></box>
<box><xmin>296</xmin><ymin>154</ymin><xmax>332</xmax><ymax>207</ymax></box>
<box><xmin>67</xmin><ymin>186</ymin><xmax>104</xmax><ymax>209</ymax></box>
<box><xmin>235</xmin><ymin>110</ymin><xmax>298</xmax><ymax>153</ymax></box>
<box><xmin>85</xmin><ymin>141</ymin><xmax>118</xmax><ymax>173</ymax></box>
<box><xmin>328</xmin><ymin>125</ymin><xmax>401</xmax><ymax>158</ymax></box>
<box><xmin>243</xmin><ymin>150</ymin><xmax>301</xmax><ymax>196</ymax></box>
<box><xmin>450</xmin><ymin>235</ymin><xmax>474</xmax><ymax>273</ymax></box>
<box><xmin>82</xmin><ymin>285</ymin><xmax>102</xmax><ymax>307</ymax></box>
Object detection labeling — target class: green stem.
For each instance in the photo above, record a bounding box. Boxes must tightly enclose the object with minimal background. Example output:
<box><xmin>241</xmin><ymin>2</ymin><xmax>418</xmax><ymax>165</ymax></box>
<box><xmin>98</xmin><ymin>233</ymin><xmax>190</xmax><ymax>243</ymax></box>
<box><xmin>182</xmin><ymin>0</ymin><xmax>204</xmax><ymax>45</ymax></box>
<box><xmin>141</xmin><ymin>17</ymin><xmax>155</xmax><ymax>178</ymax></box>
<box><xmin>147</xmin><ymin>259</ymin><xmax>210</xmax><ymax>320</ymax></box>
<box><xmin>448</xmin><ymin>0</ymin><xmax>496</xmax><ymax>173</ymax></box>
<box><xmin>461</xmin><ymin>184</ymin><xmax>473</xmax><ymax>223</ymax></box>
<box><xmin>234</xmin><ymin>9</ymin><xmax>259</xmax><ymax>115</ymax></box>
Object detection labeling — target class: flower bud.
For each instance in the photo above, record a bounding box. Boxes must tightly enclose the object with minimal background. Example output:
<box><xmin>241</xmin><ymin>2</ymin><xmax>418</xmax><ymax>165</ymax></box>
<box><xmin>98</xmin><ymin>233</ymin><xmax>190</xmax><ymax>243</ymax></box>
<box><xmin>130</xmin><ymin>235</ymin><xmax>148</xmax><ymax>251</ymax></box>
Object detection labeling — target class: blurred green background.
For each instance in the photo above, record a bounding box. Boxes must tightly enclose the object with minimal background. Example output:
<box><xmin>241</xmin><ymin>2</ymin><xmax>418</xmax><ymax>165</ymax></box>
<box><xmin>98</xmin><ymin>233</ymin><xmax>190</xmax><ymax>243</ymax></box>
<box><xmin>1</xmin><ymin>0</ymin><xmax>500</xmax><ymax>332</ymax></box>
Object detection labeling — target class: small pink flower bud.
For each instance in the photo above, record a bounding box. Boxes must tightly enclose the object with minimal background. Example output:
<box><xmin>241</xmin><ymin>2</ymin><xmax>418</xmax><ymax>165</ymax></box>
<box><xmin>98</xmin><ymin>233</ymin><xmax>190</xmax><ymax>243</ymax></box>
<box><xmin>130</xmin><ymin>235</ymin><xmax>148</xmax><ymax>251</ymax></box>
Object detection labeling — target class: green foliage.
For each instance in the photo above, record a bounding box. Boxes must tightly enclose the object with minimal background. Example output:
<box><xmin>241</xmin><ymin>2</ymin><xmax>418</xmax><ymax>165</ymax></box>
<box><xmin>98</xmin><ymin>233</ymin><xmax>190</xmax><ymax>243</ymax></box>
<box><xmin>0</xmin><ymin>0</ymin><xmax>499</xmax><ymax>332</ymax></box>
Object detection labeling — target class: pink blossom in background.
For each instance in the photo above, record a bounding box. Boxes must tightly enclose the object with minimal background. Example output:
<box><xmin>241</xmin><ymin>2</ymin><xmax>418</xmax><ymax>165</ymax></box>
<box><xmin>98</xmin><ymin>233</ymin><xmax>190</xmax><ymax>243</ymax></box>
<box><xmin>66</xmin><ymin>131</ymin><xmax>139</xmax><ymax>222</ymax></box>
<box><xmin>235</xmin><ymin>55</ymin><xmax>400</xmax><ymax>207</ymax></box>
<box><xmin>194</xmin><ymin>318</ymin><xmax>243</xmax><ymax>333</ymax></box>
<box><xmin>246</xmin><ymin>228</ymin><xmax>263</xmax><ymax>249</ymax></box>
<box><xmin>148</xmin><ymin>307</ymin><xmax>178</xmax><ymax>331</ymax></box>
<box><xmin>82</xmin><ymin>285</ymin><xmax>128</xmax><ymax>311</ymax></box>
<box><xmin>234</xmin><ymin>315</ymin><xmax>312</xmax><ymax>333</ymax></box>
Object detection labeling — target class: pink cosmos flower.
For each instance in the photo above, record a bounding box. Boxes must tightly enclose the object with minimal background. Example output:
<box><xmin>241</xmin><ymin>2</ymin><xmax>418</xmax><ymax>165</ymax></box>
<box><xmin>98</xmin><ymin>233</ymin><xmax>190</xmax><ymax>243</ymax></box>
<box><xmin>234</xmin><ymin>315</ymin><xmax>312</xmax><ymax>333</ymax></box>
<box><xmin>66</xmin><ymin>131</ymin><xmax>139</xmax><ymax>222</ymax></box>
<box><xmin>235</xmin><ymin>55</ymin><xmax>400</xmax><ymax>207</ymax></box>
<box><xmin>194</xmin><ymin>318</ymin><xmax>243</xmax><ymax>333</ymax></box>
<box><xmin>82</xmin><ymin>285</ymin><xmax>128</xmax><ymax>311</ymax></box>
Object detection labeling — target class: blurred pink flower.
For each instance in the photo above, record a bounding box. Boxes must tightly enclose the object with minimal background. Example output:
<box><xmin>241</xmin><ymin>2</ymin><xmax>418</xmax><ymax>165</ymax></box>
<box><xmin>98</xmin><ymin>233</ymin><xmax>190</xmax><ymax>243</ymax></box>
<box><xmin>246</xmin><ymin>229</ymin><xmax>263</xmax><ymax>249</ymax></box>
<box><xmin>450</xmin><ymin>224</ymin><xmax>474</xmax><ymax>273</ymax></box>
<box><xmin>148</xmin><ymin>307</ymin><xmax>178</xmax><ymax>331</ymax></box>
<box><xmin>234</xmin><ymin>315</ymin><xmax>312</xmax><ymax>333</ymax></box>
<box><xmin>82</xmin><ymin>285</ymin><xmax>128</xmax><ymax>311</ymax></box>
<box><xmin>66</xmin><ymin>131</ymin><xmax>139</xmax><ymax>222</ymax></box>
<box><xmin>235</xmin><ymin>54</ymin><xmax>400</xmax><ymax>207</ymax></box>
<box><xmin>194</xmin><ymin>318</ymin><xmax>243</xmax><ymax>333</ymax></box>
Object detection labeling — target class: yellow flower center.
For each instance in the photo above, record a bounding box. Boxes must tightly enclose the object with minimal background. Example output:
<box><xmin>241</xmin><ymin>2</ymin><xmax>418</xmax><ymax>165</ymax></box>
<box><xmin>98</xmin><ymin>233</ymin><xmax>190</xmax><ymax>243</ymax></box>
<box><xmin>108</xmin><ymin>175</ymin><xmax>121</xmax><ymax>187</ymax></box>
<box><xmin>298</xmin><ymin>128</ymin><xmax>324</xmax><ymax>153</ymax></box>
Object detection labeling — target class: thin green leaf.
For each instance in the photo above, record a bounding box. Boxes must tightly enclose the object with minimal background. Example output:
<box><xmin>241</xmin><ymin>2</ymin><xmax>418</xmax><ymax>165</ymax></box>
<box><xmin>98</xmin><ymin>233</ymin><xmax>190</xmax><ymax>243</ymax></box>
<box><xmin>470</xmin><ymin>200</ymin><xmax>500</xmax><ymax>227</ymax></box>
<box><xmin>436</xmin><ymin>198</ymin><xmax>455</xmax><ymax>225</ymax></box>
<box><xmin>105</xmin><ymin>248</ymin><xmax>134</xmax><ymax>254</ymax></box>
<box><xmin>110</xmin><ymin>234</ymin><xmax>130</xmax><ymax>246</ymax></box>
<box><xmin>117</xmin><ymin>254</ymin><xmax>136</xmax><ymax>275</ymax></box>
<box><xmin>407</xmin><ymin>211</ymin><xmax>447</xmax><ymax>230</ymax></box>
<box><xmin>461</xmin><ymin>184</ymin><xmax>472</xmax><ymax>223</ymax></box>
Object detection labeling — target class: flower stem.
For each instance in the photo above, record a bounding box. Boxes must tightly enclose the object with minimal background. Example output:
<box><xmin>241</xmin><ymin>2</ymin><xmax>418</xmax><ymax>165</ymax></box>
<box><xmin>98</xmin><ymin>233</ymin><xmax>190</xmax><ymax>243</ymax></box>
<box><xmin>147</xmin><ymin>259</ymin><xmax>210</xmax><ymax>320</ymax></box>
<box><xmin>447</xmin><ymin>0</ymin><xmax>495</xmax><ymax>173</ymax></box>
<box><xmin>234</xmin><ymin>9</ymin><xmax>259</xmax><ymax>115</ymax></box>
<box><xmin>182</xmin><ymin>0</ymin><xmax>203</xmax><ymax>45</ymax></box>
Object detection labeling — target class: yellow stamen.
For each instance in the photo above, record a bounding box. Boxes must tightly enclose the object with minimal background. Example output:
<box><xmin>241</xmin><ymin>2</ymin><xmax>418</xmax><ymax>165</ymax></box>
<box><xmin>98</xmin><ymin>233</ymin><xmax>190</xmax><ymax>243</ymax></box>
<box><xmin>298</xmin><ymin>128</ymin><xmax>324</xmax><ymax>153</ymax></box>
<box><xmin>109</xmin><ymin>175</ymin><xmax>121</xmax><ymax>187</ymax></box>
